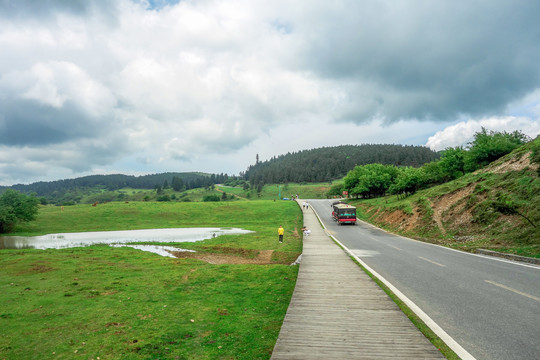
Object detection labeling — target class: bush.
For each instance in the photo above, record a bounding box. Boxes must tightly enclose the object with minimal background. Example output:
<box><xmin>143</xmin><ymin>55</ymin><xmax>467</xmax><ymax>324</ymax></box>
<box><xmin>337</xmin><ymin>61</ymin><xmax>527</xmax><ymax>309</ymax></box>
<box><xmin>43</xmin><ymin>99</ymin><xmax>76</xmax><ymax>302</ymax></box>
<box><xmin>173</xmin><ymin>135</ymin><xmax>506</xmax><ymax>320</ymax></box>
<box><xmin>465</xmin><ymin>128</ymin><xmax>530</xmax><ymax>172</ymax></box>
<box><xmin>326</xmin><ymin>183</ymin><xmax>344</xmax><ymax>197</ymax></box>
<box><xmin>0</xmin><ymin>189</ymin><xmax>40</xmax><ymax>233</ymax></box>
<box><xmin>203</xmin><ymin>195</ymin><xmax>221</xmax><ymax>202</ymax></box>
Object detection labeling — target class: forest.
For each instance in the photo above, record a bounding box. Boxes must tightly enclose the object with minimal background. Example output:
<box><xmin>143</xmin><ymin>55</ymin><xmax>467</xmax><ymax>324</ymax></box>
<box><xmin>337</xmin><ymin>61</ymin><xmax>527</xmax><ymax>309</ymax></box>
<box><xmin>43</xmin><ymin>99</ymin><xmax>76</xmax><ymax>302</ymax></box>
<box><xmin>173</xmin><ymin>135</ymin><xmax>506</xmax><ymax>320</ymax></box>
<box><xmin>243</xmin><ymin>144</ymin><xmax>440</xmax><ymax>187</ymax></box>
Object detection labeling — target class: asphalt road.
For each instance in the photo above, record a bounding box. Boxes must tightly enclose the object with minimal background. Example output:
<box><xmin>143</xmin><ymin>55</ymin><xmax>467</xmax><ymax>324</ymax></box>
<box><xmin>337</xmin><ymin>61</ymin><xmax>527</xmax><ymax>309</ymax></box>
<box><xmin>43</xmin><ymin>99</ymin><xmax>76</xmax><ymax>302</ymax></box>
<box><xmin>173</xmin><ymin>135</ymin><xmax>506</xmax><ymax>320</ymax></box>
<box><xmin>308</xmin><ymin>199</ymin><xmax>540</xmax><ymax>360</ymax></box>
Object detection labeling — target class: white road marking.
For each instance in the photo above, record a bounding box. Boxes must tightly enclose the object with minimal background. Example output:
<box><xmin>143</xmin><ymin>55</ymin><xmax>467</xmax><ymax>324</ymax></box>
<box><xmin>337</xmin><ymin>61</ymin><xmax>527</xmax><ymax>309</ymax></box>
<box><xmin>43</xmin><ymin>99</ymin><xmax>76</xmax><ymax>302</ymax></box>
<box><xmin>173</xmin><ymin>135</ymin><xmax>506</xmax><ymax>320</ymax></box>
<box><xmin>485</xmin><ymin>280</ymin><xmax>540</xmax><ymax>302</ymax></box>
<box><xmin>351</xmin><ymin>249</ymin><xmax>380</xmax><ymax>257</ymax></box>
<box><xmin>419</xmin><ymin>256</ymin><xmax>446</xmax><ymax>267</ymax></box>
<box><xmin>387</xmin><ymin>244</ymin><xmax>402</xmax><ymax>251</ymax></box>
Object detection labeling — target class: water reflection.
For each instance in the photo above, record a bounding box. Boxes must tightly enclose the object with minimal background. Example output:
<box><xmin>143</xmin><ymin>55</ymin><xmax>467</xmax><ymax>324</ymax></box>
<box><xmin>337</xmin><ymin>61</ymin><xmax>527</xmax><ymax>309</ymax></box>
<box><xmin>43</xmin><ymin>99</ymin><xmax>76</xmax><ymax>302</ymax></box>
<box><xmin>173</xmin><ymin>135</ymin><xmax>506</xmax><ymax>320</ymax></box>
<box><xmin>0</xmin><ymin>228</ymin><xmax>252</xmax><ymax>250</ymax></box>
<box><xmin>110</xmin><ymin>244</ymin><xmax>195</xmax><ymax>258</ymax></box>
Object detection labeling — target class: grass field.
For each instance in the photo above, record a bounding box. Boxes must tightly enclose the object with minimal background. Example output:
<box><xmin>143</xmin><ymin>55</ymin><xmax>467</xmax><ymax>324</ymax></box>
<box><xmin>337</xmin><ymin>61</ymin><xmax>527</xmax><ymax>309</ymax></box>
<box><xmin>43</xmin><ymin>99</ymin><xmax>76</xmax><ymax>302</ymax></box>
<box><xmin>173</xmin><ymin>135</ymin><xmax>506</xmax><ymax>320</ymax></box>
<box><xmin>216</xmin><ymin>182</ymin><xmax>333</xmax><ymax>201</ymax></box>
<box><xmin>1</xmin><ymin>201</ymin><xmax>303</xmax><ymax>359</ymax></box>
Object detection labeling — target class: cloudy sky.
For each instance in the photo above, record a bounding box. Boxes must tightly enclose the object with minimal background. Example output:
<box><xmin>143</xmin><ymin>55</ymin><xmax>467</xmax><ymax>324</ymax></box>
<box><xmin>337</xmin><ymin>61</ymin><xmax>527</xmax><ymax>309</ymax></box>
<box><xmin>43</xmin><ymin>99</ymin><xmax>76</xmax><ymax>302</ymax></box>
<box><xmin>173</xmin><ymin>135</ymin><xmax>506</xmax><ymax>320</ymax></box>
<box><xmin>1</xmin><ymin>0</ymin><xmax>540</xmax><ymax>185</ymax></box>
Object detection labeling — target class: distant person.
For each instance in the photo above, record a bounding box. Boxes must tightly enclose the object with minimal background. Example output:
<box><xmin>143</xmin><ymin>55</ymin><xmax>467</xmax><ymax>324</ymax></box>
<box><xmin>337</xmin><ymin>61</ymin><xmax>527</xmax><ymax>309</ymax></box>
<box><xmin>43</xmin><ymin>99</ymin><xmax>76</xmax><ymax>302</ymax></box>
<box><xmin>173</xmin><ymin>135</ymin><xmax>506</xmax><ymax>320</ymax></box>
<box><xmin>278</xmin><ymin>225</ymin><xmax>284</xmax><ymax>243</ymax></box>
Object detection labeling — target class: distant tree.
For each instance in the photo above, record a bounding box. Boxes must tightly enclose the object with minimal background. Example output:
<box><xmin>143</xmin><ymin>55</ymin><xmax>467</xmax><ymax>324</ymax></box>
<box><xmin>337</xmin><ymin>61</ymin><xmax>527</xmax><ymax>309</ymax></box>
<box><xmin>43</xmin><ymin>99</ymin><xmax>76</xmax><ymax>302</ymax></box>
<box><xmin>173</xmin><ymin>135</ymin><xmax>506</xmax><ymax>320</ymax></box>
<box><xmin>155</xmin><ymin>185</ymin><xmax>163</xmax><ymax>195</ymax></box>
<box><xmin>171</xmin><ymin>176</ymin><xmax>185</xmax><ymax>191</ymax></box>
<box><xmin>0</xmin><ymin>189</ymin><xmax>39</xmax><ymax>233</ymax></box>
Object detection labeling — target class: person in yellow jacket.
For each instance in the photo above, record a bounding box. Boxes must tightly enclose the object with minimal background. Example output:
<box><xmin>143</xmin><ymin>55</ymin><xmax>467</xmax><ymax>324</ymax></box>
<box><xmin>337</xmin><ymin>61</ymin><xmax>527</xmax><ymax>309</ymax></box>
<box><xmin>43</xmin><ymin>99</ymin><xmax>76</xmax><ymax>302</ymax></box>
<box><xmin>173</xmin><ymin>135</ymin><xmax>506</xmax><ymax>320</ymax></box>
<box><xmin>278</xmin><ymin>225</ymin><xmax>284</xmax><ymax>243</ymax></box>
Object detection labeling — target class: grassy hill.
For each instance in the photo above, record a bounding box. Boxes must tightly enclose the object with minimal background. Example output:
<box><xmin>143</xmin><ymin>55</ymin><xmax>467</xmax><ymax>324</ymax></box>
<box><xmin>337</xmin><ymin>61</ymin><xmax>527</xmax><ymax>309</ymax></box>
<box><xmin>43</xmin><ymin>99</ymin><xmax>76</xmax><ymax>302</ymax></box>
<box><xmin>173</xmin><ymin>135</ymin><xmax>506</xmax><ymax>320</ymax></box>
<box><xmin>350</xmin><ymin>138</ymin><xmax>540</xmax><ymax>258</ymax></box>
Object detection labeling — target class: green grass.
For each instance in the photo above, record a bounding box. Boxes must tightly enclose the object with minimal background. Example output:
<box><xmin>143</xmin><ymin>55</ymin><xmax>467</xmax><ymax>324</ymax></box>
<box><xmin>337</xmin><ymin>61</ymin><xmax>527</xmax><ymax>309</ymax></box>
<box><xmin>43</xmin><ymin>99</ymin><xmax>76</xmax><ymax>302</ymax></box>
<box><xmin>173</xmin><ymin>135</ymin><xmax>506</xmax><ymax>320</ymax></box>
<box><xmin>1</xmin><ymin>201</ymin><xmax>303</xmax><ymax>359</ymax></box>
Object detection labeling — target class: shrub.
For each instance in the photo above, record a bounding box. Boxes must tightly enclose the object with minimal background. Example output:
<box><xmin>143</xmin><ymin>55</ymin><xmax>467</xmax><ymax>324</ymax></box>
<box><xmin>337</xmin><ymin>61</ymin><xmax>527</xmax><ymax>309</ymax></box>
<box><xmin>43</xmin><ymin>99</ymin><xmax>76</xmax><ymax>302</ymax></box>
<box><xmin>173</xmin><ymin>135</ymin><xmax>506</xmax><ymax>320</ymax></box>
<box><xmin>0</xmin><ymin>189</ymin><xmax>40</xmax><ymax>233</ymax></box>
<box><xmin>203</xmin><ymin>195</ymin><xmax>221</xmax><ymax>202</ymax></box>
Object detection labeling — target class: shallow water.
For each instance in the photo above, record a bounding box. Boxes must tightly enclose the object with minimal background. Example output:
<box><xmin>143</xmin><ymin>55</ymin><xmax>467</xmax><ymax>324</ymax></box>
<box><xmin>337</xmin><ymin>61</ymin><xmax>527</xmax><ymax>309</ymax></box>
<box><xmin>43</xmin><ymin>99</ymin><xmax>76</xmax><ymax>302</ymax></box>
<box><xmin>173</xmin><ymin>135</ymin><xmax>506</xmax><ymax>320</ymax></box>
<box><xmin>0</xmin><ymin>227</ymin><xmax>253</xmax><ymax>250</ymax></box>
<box><xmin>110</xmin><ymin>244</ymin><xmax>196</xmax><ymax>258</ymax></box>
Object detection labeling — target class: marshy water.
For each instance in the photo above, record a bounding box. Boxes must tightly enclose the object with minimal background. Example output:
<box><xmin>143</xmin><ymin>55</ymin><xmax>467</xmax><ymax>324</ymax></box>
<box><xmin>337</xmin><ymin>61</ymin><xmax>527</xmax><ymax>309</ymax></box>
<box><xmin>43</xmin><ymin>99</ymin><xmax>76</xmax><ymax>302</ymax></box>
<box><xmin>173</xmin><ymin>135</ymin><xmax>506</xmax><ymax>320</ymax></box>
<box><xmin>0</xmin><ymin>228</ymin><xmax>253</xmax><ymax>257</ymax></box>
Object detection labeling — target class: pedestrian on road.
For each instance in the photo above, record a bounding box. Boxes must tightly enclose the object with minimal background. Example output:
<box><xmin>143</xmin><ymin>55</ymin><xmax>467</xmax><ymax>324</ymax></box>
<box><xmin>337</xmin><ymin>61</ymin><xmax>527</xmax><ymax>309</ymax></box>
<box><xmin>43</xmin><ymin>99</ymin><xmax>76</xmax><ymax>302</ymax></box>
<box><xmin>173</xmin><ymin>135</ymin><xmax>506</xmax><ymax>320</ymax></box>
<box><xmin>278</xmin><ymin>225</ymin><xmax>284</xmax><ymax>243</ymax></box>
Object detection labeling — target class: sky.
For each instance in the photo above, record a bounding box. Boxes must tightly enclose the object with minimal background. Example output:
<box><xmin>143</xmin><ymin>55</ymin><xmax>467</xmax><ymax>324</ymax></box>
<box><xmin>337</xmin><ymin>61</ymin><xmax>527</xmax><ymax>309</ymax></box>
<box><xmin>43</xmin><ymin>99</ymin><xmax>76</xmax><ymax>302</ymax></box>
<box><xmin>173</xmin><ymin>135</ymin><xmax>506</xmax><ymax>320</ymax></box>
<box><xmin>1</xmin><ymin>0</ymin><xmax>540</xmax><ymax>186</ymax></box>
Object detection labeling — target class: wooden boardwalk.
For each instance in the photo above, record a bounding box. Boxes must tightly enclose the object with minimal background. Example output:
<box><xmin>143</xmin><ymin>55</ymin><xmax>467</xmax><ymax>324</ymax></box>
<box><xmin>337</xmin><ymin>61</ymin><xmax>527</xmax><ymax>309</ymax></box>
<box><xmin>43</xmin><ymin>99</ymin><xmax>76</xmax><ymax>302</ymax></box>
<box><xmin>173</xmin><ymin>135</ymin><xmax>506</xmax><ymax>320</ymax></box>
<box><xmin>271</xmin><ymin>202</ymin><xmax>445</xmax><ymax>359</ymax></box>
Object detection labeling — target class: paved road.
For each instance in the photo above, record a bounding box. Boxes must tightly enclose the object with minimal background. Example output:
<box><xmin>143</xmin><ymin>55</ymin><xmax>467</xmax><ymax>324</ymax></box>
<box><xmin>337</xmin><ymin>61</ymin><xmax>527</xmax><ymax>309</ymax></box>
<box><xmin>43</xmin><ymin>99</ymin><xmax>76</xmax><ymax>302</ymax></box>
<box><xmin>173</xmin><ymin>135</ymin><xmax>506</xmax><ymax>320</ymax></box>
<box><xmin>309</xmin><ymin>199</ymin><xmax>540</xmax><ymax>360</ymax></box>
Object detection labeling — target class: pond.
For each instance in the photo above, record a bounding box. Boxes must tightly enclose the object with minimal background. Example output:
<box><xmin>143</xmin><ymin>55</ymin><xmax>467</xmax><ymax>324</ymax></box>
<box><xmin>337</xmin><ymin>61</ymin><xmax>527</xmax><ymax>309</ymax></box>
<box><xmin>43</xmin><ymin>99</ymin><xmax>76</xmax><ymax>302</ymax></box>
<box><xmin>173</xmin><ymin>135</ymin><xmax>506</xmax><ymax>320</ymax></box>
<box><xmin>0</xmin><ymin>228</ymin><xmax>253</xmax><ymax>257</ymax></box>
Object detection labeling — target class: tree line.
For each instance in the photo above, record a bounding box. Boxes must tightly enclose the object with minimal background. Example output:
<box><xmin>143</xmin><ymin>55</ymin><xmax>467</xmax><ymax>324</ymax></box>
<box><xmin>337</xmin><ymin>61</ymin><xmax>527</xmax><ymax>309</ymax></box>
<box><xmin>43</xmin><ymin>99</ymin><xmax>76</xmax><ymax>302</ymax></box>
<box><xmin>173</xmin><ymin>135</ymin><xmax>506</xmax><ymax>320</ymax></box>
<box><xmin>0</xmin><ymin>172</ymin><xmax>238</xmax><ymax>205</ymax></box>
<box><xmin>329</xmin><ymin>129</ymin><xmax>533</xmax><ymax>199</ymax></box>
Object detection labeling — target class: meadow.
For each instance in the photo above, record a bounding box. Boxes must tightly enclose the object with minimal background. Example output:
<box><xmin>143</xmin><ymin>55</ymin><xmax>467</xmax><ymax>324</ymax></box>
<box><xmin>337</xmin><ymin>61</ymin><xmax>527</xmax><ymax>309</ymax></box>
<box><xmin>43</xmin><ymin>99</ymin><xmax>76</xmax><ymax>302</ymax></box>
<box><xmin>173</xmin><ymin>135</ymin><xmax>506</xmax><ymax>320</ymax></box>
<box><xmin>216</xmin><ymin>182</ymin><xmax>332</xmax><ymax>201</ymax></box>
<box><xmin>1</xmin><ymin>200</ymin><xmax>302</xmax><ymax>359</ymax></box>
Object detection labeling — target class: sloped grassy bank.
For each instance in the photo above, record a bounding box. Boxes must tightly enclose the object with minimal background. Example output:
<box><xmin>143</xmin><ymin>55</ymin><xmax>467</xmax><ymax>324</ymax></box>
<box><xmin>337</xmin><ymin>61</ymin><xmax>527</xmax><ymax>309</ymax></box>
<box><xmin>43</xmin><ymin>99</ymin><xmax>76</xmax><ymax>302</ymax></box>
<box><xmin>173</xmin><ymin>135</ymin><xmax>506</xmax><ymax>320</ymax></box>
<box><xmin>351</xmin><ymin>142</ymin><xmax>540</xmax><ymax>258</ymax></box>
<box><xmin>1</xmin><ymin>201</ymin><xmax>302</xmax><ymax>359</ymax></box>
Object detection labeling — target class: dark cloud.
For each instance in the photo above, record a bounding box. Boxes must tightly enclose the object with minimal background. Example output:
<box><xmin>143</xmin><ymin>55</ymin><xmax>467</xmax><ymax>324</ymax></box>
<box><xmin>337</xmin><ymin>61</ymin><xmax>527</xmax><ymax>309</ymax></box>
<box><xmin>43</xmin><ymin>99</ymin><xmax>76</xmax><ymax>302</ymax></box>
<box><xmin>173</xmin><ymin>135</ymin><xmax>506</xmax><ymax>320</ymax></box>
<box><xmin>293</xmin><ymin>1</ymin><xmax>540</xmax><ymax>122</ymax></box>
<box><xmin>0</xmin><ymin>100</ymin><xmax>103</xmax><ymax>146</ymax></box>
<box><xmin>0</xmin><ymin>0</ymin><xmax>92</xmax><ymax>17</ymax></box>
<box><xmin>0</xmin><ymin>0</ymin><xmax>119</xmax><ymax>22</ymax></box>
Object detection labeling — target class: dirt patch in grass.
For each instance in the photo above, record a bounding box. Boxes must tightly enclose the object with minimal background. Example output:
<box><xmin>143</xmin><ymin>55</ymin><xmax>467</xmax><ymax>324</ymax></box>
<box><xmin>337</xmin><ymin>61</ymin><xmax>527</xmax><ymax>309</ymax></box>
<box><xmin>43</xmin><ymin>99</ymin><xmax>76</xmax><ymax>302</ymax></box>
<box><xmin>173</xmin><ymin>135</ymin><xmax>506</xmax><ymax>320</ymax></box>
<box><xmin>170</xmin><ymin>249</ymin><xmax>281</xmax><ymax>264</ymax></box>
<box><xmin>16</xmin><ymin>262</ymin><xmax>56</xmax><ymax>275</ymax></box>
<box><xmin>432</xmin><ymin>185</ymin><xmax>476</xmax><ymax>234</ymax></box>
<box><xmin>484</xmin><ymin>151</ymin><xmax>538</xmax><ymax>173</ymax></box>
<box><xmin>377</xmin><ymin>208</ymin><xmax>421</xmax><ymax>232</ymax></box>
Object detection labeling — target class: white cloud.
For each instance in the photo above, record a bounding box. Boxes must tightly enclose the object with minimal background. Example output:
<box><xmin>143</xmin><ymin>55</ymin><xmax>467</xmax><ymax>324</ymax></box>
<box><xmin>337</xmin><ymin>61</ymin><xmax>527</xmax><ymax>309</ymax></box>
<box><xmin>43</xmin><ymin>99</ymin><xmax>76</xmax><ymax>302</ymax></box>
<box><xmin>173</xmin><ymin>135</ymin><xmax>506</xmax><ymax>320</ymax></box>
<box><xmin>425</xmin><ymin>117</ymin><xmax>540</xmax><ymax>151</ymax></box>
<box><xmin>22</xmin><ymin>61</ymin><xmax>116</xmax><ymax>116</ymax></box>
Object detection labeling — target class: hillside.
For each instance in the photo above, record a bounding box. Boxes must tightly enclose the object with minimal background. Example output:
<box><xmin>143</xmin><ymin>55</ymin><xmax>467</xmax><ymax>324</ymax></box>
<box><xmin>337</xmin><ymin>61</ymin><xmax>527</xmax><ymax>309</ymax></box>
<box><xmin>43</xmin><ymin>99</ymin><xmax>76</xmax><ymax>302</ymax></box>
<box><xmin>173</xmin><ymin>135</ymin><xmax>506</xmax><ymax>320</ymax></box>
<box><xmin>352</xmin><ymin>138</ymin><xmax>540</xmax><ymax>258</ymax></box>
<box><xmin>245</xmin><ymin>144</ymin><xmax>440</xmax><ymax>185</ymax></box>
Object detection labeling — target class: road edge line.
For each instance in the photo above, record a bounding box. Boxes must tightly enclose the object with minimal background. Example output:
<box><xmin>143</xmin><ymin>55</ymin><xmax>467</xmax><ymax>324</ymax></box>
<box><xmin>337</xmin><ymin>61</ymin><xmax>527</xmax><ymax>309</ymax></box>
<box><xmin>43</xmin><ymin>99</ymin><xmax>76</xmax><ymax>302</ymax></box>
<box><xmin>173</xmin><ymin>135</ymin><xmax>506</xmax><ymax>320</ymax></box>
<box><xmin>311</xmin><ymin>206</ymin><xmax>476</xmax><ymax>360</ymax></box>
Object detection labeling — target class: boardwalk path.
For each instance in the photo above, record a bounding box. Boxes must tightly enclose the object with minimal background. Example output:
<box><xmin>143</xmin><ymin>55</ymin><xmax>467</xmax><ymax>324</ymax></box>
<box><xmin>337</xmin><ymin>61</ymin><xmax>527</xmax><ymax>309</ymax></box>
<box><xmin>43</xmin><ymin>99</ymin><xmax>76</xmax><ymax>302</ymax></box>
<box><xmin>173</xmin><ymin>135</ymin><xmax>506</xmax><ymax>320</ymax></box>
<box><xmin>271</xmin><ymin>201</ymin><xmax>444</xmax><ymax>359</ymax></box>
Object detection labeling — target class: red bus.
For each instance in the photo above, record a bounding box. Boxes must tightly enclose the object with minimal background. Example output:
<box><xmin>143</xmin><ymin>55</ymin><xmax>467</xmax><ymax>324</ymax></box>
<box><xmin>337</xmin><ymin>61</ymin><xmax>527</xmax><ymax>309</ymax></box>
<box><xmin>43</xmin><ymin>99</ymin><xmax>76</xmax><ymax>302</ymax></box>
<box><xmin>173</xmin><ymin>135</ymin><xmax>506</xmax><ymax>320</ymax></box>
<box><xmin>332</xmin><ymin>203</ymin><xmax>357</xmax><ymax>225</ymax></box>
